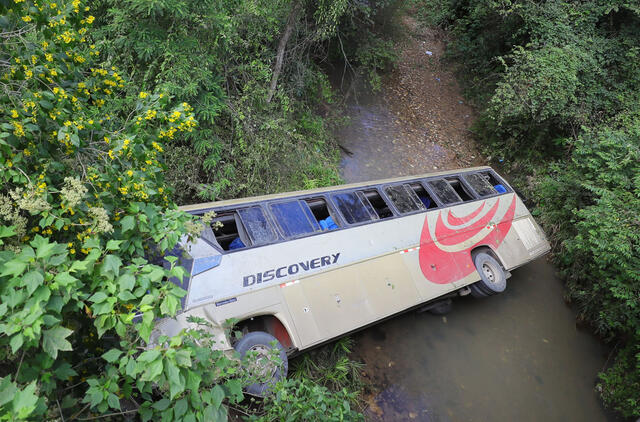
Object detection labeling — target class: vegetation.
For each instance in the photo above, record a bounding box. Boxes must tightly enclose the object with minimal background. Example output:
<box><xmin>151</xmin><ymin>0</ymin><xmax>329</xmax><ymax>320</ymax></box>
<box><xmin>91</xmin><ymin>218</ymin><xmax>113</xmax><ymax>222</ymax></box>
<box><xmin>0</xmin><ymin>0</ymin><xmax>401</xmax><ymax>420</ymax></box>
<box><xmin>413</xmin><ymin>0</ymin><xmax>640</xmax><ymax>416</ymax></box>
<box><xmin>89</xmin><ymin>0</ymin><xmax>398</xmax><ymax>204</ymax></box>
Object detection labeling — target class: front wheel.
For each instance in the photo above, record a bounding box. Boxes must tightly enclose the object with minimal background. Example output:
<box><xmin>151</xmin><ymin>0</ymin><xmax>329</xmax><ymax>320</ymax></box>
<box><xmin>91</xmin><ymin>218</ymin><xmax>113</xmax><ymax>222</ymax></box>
<box><xmin>470</xmin><ymin>252</ymin><xmax>507</xmax><ymax>297</ymax></box>
<box><xmin>234</xmin><ymin>331</ymin><xmax>288</xmax><ymax>396</ymax></box>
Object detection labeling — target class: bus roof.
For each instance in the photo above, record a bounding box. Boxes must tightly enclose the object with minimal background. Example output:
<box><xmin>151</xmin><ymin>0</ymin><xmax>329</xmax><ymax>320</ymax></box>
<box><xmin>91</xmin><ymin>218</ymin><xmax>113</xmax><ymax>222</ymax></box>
<box><xmin>179</xmin><ymin>166</ymin><xmax>495</xmax><ymax>212</ymax></box>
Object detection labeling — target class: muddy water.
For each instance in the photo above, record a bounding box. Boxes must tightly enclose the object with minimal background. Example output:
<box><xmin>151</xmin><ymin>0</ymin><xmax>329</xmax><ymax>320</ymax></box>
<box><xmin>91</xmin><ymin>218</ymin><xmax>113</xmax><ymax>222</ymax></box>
<box><xmin>334</xmin><ymin>20</ymin><xmax>616</xmax><ymax>422</ymax></box>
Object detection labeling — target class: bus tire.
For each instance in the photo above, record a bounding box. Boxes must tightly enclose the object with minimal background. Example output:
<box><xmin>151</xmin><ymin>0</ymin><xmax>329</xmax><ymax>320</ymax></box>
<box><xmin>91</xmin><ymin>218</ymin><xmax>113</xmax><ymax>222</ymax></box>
<box><xmin>469</xmin><ymin>282</ymin><xmax>489</xmax><ymax>298</ymax></box>
<box><xmin>473</xmin><ymin>252</ymin><xmax>507</xmax><ymax>295</ymax></box>
<box><xmin>234</xmin><ymin>331</ymin><xmax>288</xmax><ymax>396</ymax></box>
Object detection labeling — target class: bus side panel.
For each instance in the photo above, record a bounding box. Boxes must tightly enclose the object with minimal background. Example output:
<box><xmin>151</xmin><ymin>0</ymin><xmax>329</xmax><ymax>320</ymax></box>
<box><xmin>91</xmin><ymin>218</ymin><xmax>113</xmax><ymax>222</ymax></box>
<box><xmin>291</xmin><ymin>265</ymin><xmax>372</xmax><ymax>343</ymax></box>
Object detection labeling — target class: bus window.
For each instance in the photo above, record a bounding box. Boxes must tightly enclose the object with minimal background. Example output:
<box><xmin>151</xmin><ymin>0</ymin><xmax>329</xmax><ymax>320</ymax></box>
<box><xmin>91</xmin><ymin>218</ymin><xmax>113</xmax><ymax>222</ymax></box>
<box><xmin>212</xmin><ymin>212</ymin><xmax>249</xmax><ymax>251</ymax></box>
<box><xmin>237</xmin><ymin>206</ymin><xmax>278</xmax><ymax>246</ymax></box>
<box><xmin>463</xmin><ymin>173</ymin><xmax>497</xmax><ymax>197</ymax></box>
<box><xmin>428</xmin><ymin>179</ymin><xmax>461</xmax><ymax>205</ymax></box>
<box><xmin>270</xmin><ymin>200</ymin><xmax>321</xmax><ymax>238</ymax></box>
<box><xmin>408</xmin><ymin>183</ymin><xmax>437</xmax><ymax>209</ymax></box>
<box><xmin>481</xmin><ymin>171</ymin><xmax>507</xmax><ymax>193</ymax></box>
<box><xmin>362</xmin><ymin>189</ymin><xmax>393</xmax><ymax>219</ymax></box>
<box><xmin>445</xmin><ymin>177</ymin><xmax>474</xmax><ymax>201</ymax></box>
<box><xmin>305</xmin><ymin>198</ymin><xmax>340</xmax><ymax>230</ymax></box>
<box><xmin>331</xmin><ymin>192</ymin><xmax>377</xmax><ymax>224</ymax></box>
<box><xmin>384</xmin><ymin>185</ymin><xmax>425</xmax><ymax>214</ymax></box>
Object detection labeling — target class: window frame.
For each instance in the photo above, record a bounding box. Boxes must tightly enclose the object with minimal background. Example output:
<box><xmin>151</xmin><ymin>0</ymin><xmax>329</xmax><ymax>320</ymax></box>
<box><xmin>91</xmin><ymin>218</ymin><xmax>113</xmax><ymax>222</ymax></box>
<box><xmin>189</xmin><ymin>169</ymin><xmax>512</xmax><ymax>254</ymax></box>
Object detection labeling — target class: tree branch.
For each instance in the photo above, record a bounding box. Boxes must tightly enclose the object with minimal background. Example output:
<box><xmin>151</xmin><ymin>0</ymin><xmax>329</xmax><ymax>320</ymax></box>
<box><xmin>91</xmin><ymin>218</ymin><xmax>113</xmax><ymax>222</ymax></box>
<box><xmin>266</xmin><ymin>2</ymin><xmax>302</xmax><ymax>103</ymax></box>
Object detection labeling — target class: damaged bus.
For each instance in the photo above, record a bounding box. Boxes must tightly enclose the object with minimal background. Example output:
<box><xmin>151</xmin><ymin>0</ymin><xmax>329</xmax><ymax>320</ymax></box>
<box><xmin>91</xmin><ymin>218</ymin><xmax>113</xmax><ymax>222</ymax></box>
<box><xmin>151</xmin><ymin>167</ymin><xmax>550</xmax><ymax>394</ymax></box>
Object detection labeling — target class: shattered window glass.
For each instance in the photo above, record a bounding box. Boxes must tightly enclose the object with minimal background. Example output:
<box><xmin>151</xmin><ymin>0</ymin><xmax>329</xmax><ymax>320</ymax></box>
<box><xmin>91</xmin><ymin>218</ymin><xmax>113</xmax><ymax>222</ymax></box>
<box><xmin>237</xmin><ymin>206</ymin><xmax>277</xmax><ymax>245</ymax></box>
<box><xmin>384</xmin><ymin>185</ymin><xmax>425</xmax><ymax>214</ymax></box>
<box><xmin>331</xmin><ymin>192</ymin><xmax>376</xmax><ymax>224</ymax></box>
<box><xmin>270</xmin><ymin>200</ymin><xmax>321</xmax><ymax>238</ymax></box>
<box><xmin>428</xmin><ymin>179</ymin><xmax>461</xmax><ymax>205</ymax></box>
<box><xmin>464</xmin><ymin>173</ymin><xmax>497</xmax><ymax>197</ymax></box>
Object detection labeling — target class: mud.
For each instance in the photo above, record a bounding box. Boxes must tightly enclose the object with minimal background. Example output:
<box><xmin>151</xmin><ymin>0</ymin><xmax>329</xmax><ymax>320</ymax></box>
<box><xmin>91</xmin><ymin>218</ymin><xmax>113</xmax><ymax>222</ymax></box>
<box><xmin>335</xmin><ymin>16</ymin><xmax>618</xmax><ymax>422</ymax></box>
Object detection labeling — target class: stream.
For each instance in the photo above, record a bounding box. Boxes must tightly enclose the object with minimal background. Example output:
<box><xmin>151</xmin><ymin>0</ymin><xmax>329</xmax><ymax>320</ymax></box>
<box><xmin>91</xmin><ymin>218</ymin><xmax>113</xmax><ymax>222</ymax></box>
<box><xmin>334</xmin><ymin>17</ymin><xmax>618</xmax><ymax>422</ymax></box>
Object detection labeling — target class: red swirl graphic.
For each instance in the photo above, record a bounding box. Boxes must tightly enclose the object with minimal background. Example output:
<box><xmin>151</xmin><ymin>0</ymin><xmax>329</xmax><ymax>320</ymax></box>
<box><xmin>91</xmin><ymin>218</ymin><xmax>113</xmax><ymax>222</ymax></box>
<box><xmin>418</xmin><ymin>195</ymin><xmax>516</xmax><ymax>284</ymax></box>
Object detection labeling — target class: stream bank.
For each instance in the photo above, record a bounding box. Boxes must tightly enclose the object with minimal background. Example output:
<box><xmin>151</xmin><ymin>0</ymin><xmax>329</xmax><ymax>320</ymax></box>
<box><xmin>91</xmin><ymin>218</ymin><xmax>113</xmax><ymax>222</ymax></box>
<box><xmin>334</xmin><ymin>16</ymin><xmax>618</xmax><ymax>422</ymax></box>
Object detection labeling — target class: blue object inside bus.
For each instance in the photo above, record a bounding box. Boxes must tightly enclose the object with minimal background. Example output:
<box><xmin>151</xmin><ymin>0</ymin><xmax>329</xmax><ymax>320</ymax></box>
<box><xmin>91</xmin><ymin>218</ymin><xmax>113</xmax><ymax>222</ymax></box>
<box><xmin>228</xmin><ymin>237</ymin><xmax>245</xmax><ymax>250</ymax></box>
<box><xmin>419</xmin><ymin>196</ymin><xmax>431</xmax><ymax>208</ymax></box>
<box><xmin>319</xmin><ymin>216</ymin><xmax>338</xmax><ymax>230</ymax></box>
<box><xmin>494</xmin><ymin>184</ymin><xmax>507</xmax><ymax>193</ymax></box>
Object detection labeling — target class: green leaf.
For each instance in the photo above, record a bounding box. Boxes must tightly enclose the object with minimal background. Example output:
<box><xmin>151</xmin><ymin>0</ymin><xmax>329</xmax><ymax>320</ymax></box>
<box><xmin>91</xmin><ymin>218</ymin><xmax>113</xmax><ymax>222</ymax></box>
<box><xmin>152</xmin><ymin>398</ymin><xmax>170</xmax><ymax>411</ymax></box>
<box><xmin>12</xmin><ymin>381</ymin><xmax>39</xmax><ymax>419</ymax></box>
<box><xmin>160</xmin><ymin>294</ymin><xmax>179</xmax><ymax>316</ymax></box>
<box><xmin>23</xmin><ymin>271</ymin><xmax>44</xmax><ymax>295</ymax></box>
<box><xmin>102</xmin><ymin>349</ymin><xmax>122</xmax><ymax>363</ymax></box>
<box><xmin>54</xmin><ymin>271</ymin><xmax>77</xmax><ymax>287</ymax></box>
<box><xmin>0</xmin><ymin>376</ymin><xmax>17</xmax><ymax>407</ymax></box>
<box><xmin>106</xmin><ymin>239</ymin><xmax>123</xmax><ymax>251</ymax></box>
<box><xmin>0</xmin><ymin>226</ymin><xmax>16</xmax><ymax>238</ymax></box>
<box><xmin>141</xmin><ymin>357</ymin><xmax>164</xmax><ymax>382</ymax></box>
<box><xmin>118</xmin><ymin>273</ymin><xmax>135</xmax><ymax>291</ymax></box>
<box><xmin>88</xmin><ymin>291</ymin><xmax>108</xmax><ymax>303</ymax></box>
<box><xmin>138</xmin><ymin>349</ymin><xmax>161</xmax><ymax>362</ymax></box>
<box><xmin>211</xmin><ymin>385</ymin><xmax>225</xmax><ymax>410</ymax></box>
<box><xmin>107</xmin><ymin>393</ymin><xmax>121</xmax><ymax>410</ymax></box>
<box><xmin>121</xmin><ymin>216</ymin><xmax>135</xmax><ymax>233</ymax></box>
<box><xmin>174</xmin><ymin>398</ymin><xmax>188</xmax><ymax>419</ymax></box>
<box><xmin>100</xmin><ymin>255</ymin><xmax>122</xmax><ymax>279</ymax></box>
<box><xmin>42</xmin><ymin>326</ymin><xmax>73</xmax><ymax>359</ymax></box>
<box><xmin>0</xmin><ymin>260</ymin><xmax>27</xmax><ymax>277</ymax></box>
<box><xmin>9</xmin><ymin>334</ymin><xmax>23</xmax><ymax>353</ymax></box>
<box><xmin>33</xmin><ymin>235</ymin><xmax>56</xmax><ymax>259</ymax></box>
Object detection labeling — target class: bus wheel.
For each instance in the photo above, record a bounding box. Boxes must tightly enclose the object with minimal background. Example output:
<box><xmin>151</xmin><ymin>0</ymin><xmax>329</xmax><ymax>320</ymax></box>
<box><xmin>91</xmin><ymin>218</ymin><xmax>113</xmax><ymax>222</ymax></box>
<box><xmin>472</xmin><ymin>252</ymin><xmax>507</xmax><ymax>296</ymax></box>
<box><xmin>234</xmin><ymin>331</ymin><xmax>288</xmax><ymax>396</ymax></box>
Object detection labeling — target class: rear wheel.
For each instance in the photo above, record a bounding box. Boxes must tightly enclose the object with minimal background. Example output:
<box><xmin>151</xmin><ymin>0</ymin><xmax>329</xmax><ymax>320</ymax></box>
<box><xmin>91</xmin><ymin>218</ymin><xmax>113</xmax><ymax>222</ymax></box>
<box><xmin>470</xmin><ymin>252</ymin><xmax>507</xmax><ymax>297</ymax></box>
<box><xmin>234</xmin><ymin>331</ymin><xmax>288</xmax><ymax>396</ymax></box>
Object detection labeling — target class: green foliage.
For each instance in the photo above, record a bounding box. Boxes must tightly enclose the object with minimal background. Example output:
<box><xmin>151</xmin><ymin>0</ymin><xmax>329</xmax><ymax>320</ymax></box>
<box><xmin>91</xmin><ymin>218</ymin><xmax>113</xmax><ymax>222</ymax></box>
<box><xmin>91</xmin><ymin>0</ymin><xmax>347</xmax><ymax>204</ymax></box>
<box><xmin>413</xmin><ymin>0</ymin><xmax>640</xmax><ymax>416</ymax></box>
<box><xmin>0</xmin><ymin>2</ymin><xmax>252</xmax><ymax>420</ymax></box>
<box><xmin>247</xmin><ymin>378</ymin><xmax>363</xmax><ymax>422</ymax></box>
<box><xmin>290</xmin><ymin>337</ymin><xmax>364</xmax><ymax>394</ymax></box>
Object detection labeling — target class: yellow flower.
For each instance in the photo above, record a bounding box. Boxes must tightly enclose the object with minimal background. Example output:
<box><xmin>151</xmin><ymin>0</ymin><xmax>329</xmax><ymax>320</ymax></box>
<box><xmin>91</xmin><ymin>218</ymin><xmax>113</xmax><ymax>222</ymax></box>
<box><xmin>138</xmin><ymin>91</ymin><xmax>148</xmax><ymax>99</ymax></box>
<box><xmin>10</xmin><ymin>109</ymin><xmax>18</xmax><ymax>118</ymax></box>
<box><xmin>86</xmin><ymin>15</ymin><xmax>95</xmax><ymax>24</ymax></box>
<box><xmin>22</xmin><ymin>16</ymin><xmax>32</xmax><ymax>22</ymax></box>
<box><xmin>108</xmin><ymin>150</ymin><xmax>115</xmax><ymax>159</ymax></box>
<box><xmin>127</xmin><ymin>170</ymin><xmax>133</xmax><ymax>177</ymax></box>
<box><xmin>6</xmin><ymin>160</ymin><xmax>12</xmax><ymax>168</ymax></box>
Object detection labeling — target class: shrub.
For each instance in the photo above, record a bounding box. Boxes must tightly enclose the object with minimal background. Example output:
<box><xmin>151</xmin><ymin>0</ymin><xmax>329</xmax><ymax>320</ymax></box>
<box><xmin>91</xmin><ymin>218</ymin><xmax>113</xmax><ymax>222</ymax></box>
<box><xmin>0</xmin><ymin>2</ymin><xmax>247</xmax><ymax>420</ymax></box>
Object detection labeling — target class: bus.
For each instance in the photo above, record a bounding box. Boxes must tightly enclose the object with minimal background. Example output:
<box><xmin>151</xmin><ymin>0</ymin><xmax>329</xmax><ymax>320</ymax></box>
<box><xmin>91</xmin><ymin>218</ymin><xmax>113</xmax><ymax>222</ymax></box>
<box><xmin>151</xmin><ymin>167</ymin><xmax>550</xmax><ymax>394</ymax></box>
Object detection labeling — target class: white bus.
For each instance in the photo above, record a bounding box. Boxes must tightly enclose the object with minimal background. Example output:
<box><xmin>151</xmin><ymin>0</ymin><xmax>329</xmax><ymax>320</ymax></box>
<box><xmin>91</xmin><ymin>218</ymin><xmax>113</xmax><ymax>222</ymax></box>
<box><xmin>151</xmin><ymin>167</ymin><xmax>550</xmax><ymax>394</ymax></box>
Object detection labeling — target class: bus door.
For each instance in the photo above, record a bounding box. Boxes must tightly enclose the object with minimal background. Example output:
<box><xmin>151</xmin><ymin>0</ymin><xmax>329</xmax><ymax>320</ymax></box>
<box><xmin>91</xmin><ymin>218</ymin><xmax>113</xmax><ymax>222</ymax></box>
<box><xmin>281</xmin><ymin>266</ymin><xmax>373</xmax><ymax>346</ymax></box>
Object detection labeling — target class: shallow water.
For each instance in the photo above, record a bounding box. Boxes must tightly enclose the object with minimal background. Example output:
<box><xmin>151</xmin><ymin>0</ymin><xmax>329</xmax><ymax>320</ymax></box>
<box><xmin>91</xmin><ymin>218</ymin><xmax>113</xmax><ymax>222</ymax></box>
<box><xmin>336</xmin><ymin>75</ymin><xmax>616</xmax><ymax>422</ymax></box>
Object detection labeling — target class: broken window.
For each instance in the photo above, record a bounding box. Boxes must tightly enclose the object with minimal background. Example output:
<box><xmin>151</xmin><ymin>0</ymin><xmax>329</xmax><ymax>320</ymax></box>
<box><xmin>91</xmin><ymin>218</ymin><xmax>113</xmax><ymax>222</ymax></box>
<box><xmin>362</xmin><ymin>189</ymin><xmax>394</xmax><ymax>219</ymax></box>
<box><xmin>408</xmin><ymin>183</ymin><xmax>437</xmax><ymax>209</ymax></box>
<box><xmin>270</xmin><ymin>200</ymin><xmax>321</xmax><ymax>238</ymax></box>
<box><xmin>384</xmin><ymin>185</ymin><xmax>425</xmax><ymax>214</ymax></box>
<box><xmin>331</xmin><ymin>192</ymin><xmax>376</xmax><ymax>224</ymax></box>
<box><xmin>464</xmin><ymin>173</ymin><xmax>498</xmax><ymax>197</ymax></box>
<box><xmin>212</xmin><ymin>212</ymin><xmax>246</xmax><ymax>251</ymax></box>
<box><xmin>428</xmin><ymin>179</ymin><xmax>461</xmax><ymax>205</ymax></box>
<box><xmin>305</xmin><ymin>198</ymin><xmax>339</xmax><ymax>230</ymax></box>
<box><xmin>446</xmin><ymin>177</ymin><xmax>474</xmax><ymax>201</ymax></box>
<box><xmin>237</xmin><ymin>206</ymin><xmax>277</xmax><ymax>246</ymax></box>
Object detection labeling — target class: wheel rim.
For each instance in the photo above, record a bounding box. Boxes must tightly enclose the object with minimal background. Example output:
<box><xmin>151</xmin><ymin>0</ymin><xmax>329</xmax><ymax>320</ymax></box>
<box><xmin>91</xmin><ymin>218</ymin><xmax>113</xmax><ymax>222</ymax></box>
<box><xmin>482</xmin><ymin>262</ymin><xmax>497</xmax><ymax>284</ymax></box>
<box><xmin>246</xmin><ymin>344</ymin><xmax>278</xmax><ymax>380</ymax></box>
